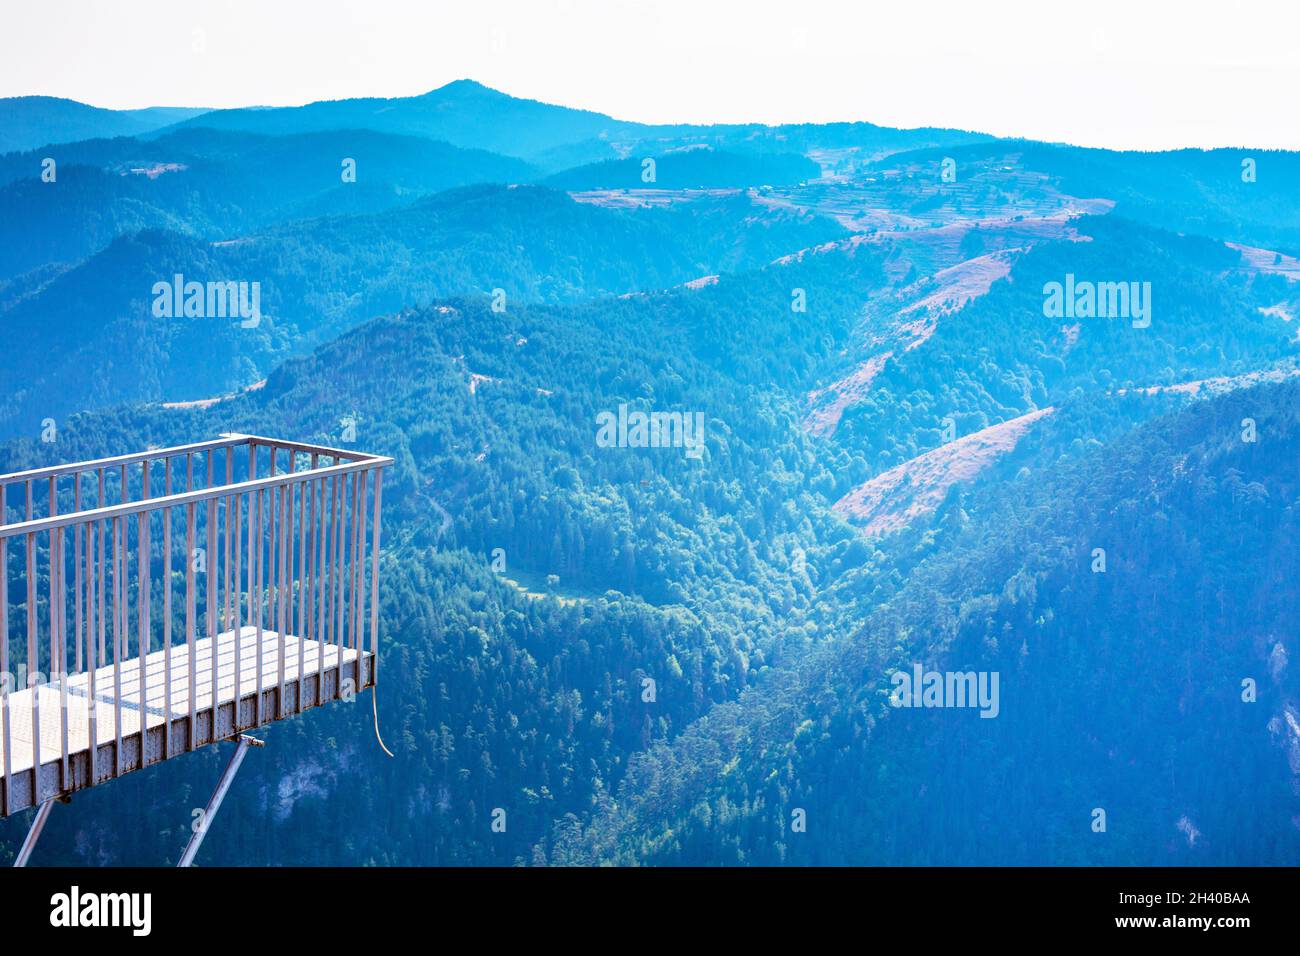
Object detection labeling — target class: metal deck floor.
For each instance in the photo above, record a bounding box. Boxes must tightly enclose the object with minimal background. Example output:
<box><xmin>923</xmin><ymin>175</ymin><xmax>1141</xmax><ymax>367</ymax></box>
<box><xmin>0</xmin><ymin>627</ymin><xmax>372</xmax><ymax>815</ymax></box>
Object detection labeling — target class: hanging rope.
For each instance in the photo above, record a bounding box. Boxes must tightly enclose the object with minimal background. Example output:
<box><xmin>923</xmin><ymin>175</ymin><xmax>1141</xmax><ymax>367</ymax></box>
<box><xmin>372</xmin><ymin>684</ymin><xmax>394</xmax><ymax>758</ymax></box>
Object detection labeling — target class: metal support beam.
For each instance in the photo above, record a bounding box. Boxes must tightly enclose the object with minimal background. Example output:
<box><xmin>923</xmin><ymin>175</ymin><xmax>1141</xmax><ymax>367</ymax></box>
<box><xmin>177</xmin><ymin>735</ymin><xmax>263</xmax><ymax>868</ymax></box>
<box><xmin>13</xmin><ymin>799</ymin><xmax>55</xmax><ymax>867</ymax></box>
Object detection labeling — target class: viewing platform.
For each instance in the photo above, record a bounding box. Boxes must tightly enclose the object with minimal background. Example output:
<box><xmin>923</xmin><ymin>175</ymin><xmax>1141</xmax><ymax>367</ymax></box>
<box><xmin>0</xmin><ymin>434</ymin><xmax>392</xmax><ymax>839</ymax></box>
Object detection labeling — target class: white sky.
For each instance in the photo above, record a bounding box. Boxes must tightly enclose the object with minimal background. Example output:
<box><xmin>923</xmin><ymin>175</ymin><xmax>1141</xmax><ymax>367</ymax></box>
<box><xmin>3</xmin><ymin>0</ymin><xmax>1298</xmax><ymax>151</ymax></box>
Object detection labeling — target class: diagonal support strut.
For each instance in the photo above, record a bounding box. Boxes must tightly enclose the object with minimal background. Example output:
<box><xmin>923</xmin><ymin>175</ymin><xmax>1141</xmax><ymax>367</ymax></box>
<box><xmin>13</xmin><ymin>798</ymin><xmax>56</xmax><ymax>867</ymax></box>
<box><xmin>177</xmin><ymin>734</ymin><xmax>263</xmax><ymax>867</ymax></box>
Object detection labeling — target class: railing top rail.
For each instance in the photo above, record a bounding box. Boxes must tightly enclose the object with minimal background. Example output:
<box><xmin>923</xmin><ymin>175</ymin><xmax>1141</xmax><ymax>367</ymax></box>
<box><xmin>0</xmin><ymin>433</ymin><xmax>379</xmax><ymax>487</ymax></box>
<box><xmin>219</xmin><ymin>433</ymin><xmax>377</xmax><ymax>464</ymax></box>
<box><xmin>0</xmin><ymin>439</ymin><xmax>393</xmax><ymax>538</ymax></box>
<box><xmin>0</xmin><ymin>435</ymin><xmax>247</xmax><ymax>486</ymax></box>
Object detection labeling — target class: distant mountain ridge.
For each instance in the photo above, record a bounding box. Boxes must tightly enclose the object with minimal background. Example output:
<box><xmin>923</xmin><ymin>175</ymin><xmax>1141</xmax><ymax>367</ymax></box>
<box><xmin>0</xmin><ymin>95</ymin><xmax>210</xmax><ymax>153</ymax></box>
<box><xmin>161</xmin><ymin>79</ymin><xmax>991</xmax><ymax>168</ymax></box>
<box><xmin>3</xmin><ymin>80</ymin><xmax>992</xmax><ymax>171</ymax></box>
<box><xmin>0</xmin><ymin>127</ymin><xmax>538</xmax><ymax>279</ymax></box>
<box><xmin>158</xmin><ymin>79</ymin><xmax>647</xmax><ymax>165</ymax></box>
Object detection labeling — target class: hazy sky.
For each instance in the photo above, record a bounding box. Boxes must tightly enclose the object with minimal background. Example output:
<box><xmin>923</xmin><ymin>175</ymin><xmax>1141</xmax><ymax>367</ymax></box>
<box><xmin>3</xmin><ymin>0</ymin><xmax>1297</xmax><ymax>150</ymax></box>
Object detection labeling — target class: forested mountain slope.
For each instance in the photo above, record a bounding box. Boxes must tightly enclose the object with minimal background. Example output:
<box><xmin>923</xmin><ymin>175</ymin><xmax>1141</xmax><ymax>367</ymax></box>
<box><xmin>0</xmin><ymin>286</ymin><xmax>864</xmax><ymax>864</ymax></box>
<box><xmin>807</xmin><ymin>214</ymin><xmax>1300</xmax><ymax>483</ymax></box>
<box><xmin>4</xmin><ymin>210</ymin><xmax>1297</xmax><ymax>864</ymax></box>
<box><xmin>0</xmin><ymin>183</ymin><xmax>847</xmax><ymax>439</ymax></box>
<box><xmin>557</xmin><ymin>380</ymin><xmax>1300</xmax><ymax>865</ymax></box>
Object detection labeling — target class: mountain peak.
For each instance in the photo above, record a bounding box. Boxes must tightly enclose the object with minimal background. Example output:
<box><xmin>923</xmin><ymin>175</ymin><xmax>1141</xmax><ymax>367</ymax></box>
<box><xmin>425</xmin><ymin>79</ymin><xmax>505</xmax><ymax>98</ymax></box>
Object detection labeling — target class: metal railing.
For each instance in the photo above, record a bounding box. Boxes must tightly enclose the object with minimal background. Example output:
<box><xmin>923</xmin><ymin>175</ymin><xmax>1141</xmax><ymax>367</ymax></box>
<box><xmin>0</xmin><ymin>434</ymin><xmax>393</xmax><ymax>815</ymax></box>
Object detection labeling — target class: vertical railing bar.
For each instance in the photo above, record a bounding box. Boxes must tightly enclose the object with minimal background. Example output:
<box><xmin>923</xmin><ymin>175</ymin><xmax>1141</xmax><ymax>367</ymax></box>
<box><xmin>320</xmin><ymin>469</ymin><xmax>329</xmax><ymax>656</ymax></box>
<box><xmin>207</xmin><ymin>488</ymin><xmax>217</xmax><ymax>745</ymax></box>
<box><xmin>346</xmin><ymin>469</ymin><xmax>355</xmax><ymax>648</ymax></box>
<box><xmin>335</xmin><ymin>469</ymin><xmax>347</xmax><ymax>698</ymax></box>
<box><xmin>163</xmin><ymin>458</ymin><xmax>173</xmax><ymax>761</ymax></box>
<box><xmin>46</xmin><ymin>509</ymin><xmax>57</xmax><ymax>790</ymax></box>
<box><xmin>116</xmin><ymin>467</ymin><xmax>127</xmax><ymax>774</ymax></box>
<box><xmin>284</xmin><ymin>482</ymin><xmax>293</xmax><ymax>711</ymax></box>
<box><xmin>96</xmin><ymin>470</ymin><xmax>105</xmax><ymax>664</ymax></box>
<box><xmin>276</xmin><ymin>483</ymin><xmax>288</xmax><ymax>719</ymax></box>
<box><xmin>315</xmin><ymin>476</ymin><xmax>326</xmax><ymax>707</ymax></box>
<box><xmin>318</xmin><ymin>470</ymin><xmax>330</xmax><ymax>650</ymax></box>
<box><xmin>284</xmin><ymin>478</ymin><xmax>292</xmax><ymax>689</ymax></box>
<box><xmin>74</xmin><ymin>474</ymin><xmax>82</xmax><ymax>675</ymax></box>
<box><xmin>48</xmin><ymin>477</ymin><xmax>68</xmax><ymax>792</ymax></box>
<box><xmin>112</xmin><ymin>515</ymin><xmax>123</xmax><ymax>778</ymax></box>
<box><xmin>344</xmin><ymin>472</ymin><xmax>355</xmax><ymax>660</ymax></box>
<box><xmin>279</xmin><ymin>450</ymin><xmax>289</xmax><ymax>649</ymax></box>
<box><xmin>0</xmin><ymin>483</ymin><xmax>9</xmax><ymax>815</ymax></box>
<box><xmin>267</xmin><ymin>480</ymin><xmax>278</xmax><ymax>719</ymax></box>
<box><xmin>340</xmin><ymin>471</ymin><xmax>351</xmax><ymax>657</ymax></box>
<box><xmin>245</xmin><ymin>442</ymin><xmax>257</xmax><ymax>730</ymax></box>
<box><xmin>254</xmin><ymin>488</ymin><xmax>264</xmax><ymax>727</ymax></box>
<box><xmin>185</xmin><ymin>499</ymin><xmax>196</xmax><ymax>752</ymax></box>
<box><xmin>86</xmin><ymin>510</ymin><xmax>97</xmax><ymax>787</ymax></box>
<box><xmin>245</xmin><ymin>443</ymin><xmax>255</xmax><ymax>730</ymax></box>
<box><xmin>26</xmin><ymin>480</ymin><xmax>39</xmax><ymax>802</ymax></box>
<box><xmin>268</xmin><ymin>447</ymin><xmax>278</xmax><ymax>636</ymax></box>
<box><xmin>185</xmin><ymin>454</ymin><xmax>194</xmax><ymax>751</ymax></box>
<box><xmin>241</xmin><ymin>488</ymin><xmax>254</xmax><ymax>731</ymax></box>
<box><xmin>297</xmin><ymin>460</ymin><xmax>306</xmax><ymax>710</ymax></box>
<box><xmin>352</xmin><ymin>471</ymin><xmax>366</xmax><ymax>669</ymax></box>
<box><xmin>115</xmin><ymin>471</ymin><xmax>128</xmax><ymax>777</ymax></box>
<box><xmin>224</xmin><ymin>450</ymin><xmax>234</xmax><ymax>634</ymax></box>
<box><xmin>348</xmin><ymin>471</ymin><xmax>361</xmax><ymax>686</ymax></box>
<box><xmin>55</xmin><ymin>525</ymin><xmax>68</xmax><ymax>791</ymax></box>
<box><xmin>60</xmin><ymin>522</ymin><xmax>70</xmax><ymax>785</ymax></box>
<box><xmin>60</xmin><ymin>523</ymin><xmax>70</xmax><ymax>786</ymax></box>
<box><xmin>73</xmin><ymin>483</ymin><xmax>83</xmax><ymax>774</ymax></box>
<box><xmin>331</xmin><ymin>471</ymin><xmax>343</xmax><ymax>698</ymax></box>
<box><xmin>307</xmin><ymin>455</ymin><xmax>318</xmax><ymax>646</ymax></box>
<box><xmin>370</xmin><ymin>468</ymin><xmax>382</xmax><ymax>682</ymax></box>
<box><xmin>317</xmin><ymin>473</ymin><xmax>327</xmax><ymax>701</ymax></box>
<box><xmin>139</xmin><ymin>462</ymin><xmax>150</xmax><ymax>768</ymax></box>
<box><xmin>233</xmin><ymin>488</ymin><xmax>244</xmax><ymax>733</ymax></box>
